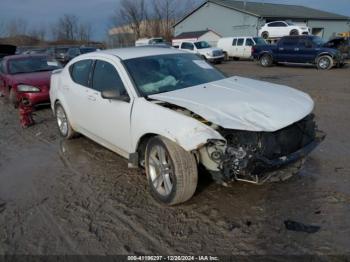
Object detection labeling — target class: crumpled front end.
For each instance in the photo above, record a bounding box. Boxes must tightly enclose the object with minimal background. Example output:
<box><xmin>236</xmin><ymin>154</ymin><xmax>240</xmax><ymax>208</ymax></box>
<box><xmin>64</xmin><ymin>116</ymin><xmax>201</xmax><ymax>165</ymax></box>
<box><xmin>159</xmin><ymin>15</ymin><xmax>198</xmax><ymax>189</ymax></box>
<box><xmin>199</xmin><ymin>114</ymin><xmax>325</xmax><ymax>185</ymax></box>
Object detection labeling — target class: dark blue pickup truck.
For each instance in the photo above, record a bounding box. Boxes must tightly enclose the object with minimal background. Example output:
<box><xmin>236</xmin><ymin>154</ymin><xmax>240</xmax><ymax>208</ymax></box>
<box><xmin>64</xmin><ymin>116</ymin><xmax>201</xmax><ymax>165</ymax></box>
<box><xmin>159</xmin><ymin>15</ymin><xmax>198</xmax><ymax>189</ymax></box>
<box><xmin>252</xmin><ymin>35</ymin><xmax>345</xmax><ymax>70</ymax></box>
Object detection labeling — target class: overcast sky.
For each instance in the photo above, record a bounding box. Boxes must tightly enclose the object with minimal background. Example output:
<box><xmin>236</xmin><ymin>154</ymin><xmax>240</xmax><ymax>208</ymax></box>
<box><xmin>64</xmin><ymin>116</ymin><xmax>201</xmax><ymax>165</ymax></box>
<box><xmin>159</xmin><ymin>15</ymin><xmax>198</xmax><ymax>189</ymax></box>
<box><xmin>0</xmin><ymin>0</ymin><xmax>349</xmax><ymax>41</ymax></box>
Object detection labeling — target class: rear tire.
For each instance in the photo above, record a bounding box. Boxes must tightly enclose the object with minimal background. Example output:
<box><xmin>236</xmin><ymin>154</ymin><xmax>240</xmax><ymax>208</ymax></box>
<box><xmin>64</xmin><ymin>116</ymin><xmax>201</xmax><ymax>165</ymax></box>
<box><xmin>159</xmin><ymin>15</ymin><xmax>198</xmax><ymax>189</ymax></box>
<box><xmin>317</xmin><ymin>55</ymin><xmax>333</xmax><ymax>70</ymax></box>
<box><xmin>262</xmin><ymin>31</ymin><xmax>269</xmax><ymax>39</ymax></box>
<box><xmin>260</xmin><ymin>54</ymin><xmax>273</xmax><ymax>67</ymax></box>
<box><xmin>55</xmin><ymin>102</ymin><xmax>76</xmax><ymax>139</ymax></box>
<box><xmin>145</xmin><ymin>136</ymin><xmax>198</xmax><ymax>206</ymax></box>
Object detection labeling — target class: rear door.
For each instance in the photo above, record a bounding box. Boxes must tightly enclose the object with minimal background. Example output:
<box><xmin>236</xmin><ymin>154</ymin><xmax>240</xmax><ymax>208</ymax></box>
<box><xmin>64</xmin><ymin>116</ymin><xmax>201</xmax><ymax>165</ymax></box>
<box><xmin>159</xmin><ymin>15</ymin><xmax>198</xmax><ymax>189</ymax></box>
<box><xmin>64</xmin><ymin>59</ymin><xmax>94</xmax><ymax>129</ymax></box>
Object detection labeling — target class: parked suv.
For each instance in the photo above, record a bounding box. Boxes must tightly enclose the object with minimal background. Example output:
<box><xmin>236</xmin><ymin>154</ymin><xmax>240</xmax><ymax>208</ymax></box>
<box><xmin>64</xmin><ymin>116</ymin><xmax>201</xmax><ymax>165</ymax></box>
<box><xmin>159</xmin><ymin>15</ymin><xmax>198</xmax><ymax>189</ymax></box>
<box><xmin>178</xmin><ymin>41</ymin><xmax>224</xmax><ymax>63</ymax></box>
<box><xmin>217</xmin><ymin>36</ymin><xmax>267</xmax><ymax>60</ymax></box>
<box><xmin>259</xmin><ymin>21</ymin><xmax>310</xmax><ymax>39</ymax></box>
<box><xmin>252</xmin><ymin>35</ymin><xmax>344</xmax><ymax>70</ymax></box>
<box><xmin>50</xmin><ymin>47</ymin><xmax>323</xmax><ymax>205</ymax></box>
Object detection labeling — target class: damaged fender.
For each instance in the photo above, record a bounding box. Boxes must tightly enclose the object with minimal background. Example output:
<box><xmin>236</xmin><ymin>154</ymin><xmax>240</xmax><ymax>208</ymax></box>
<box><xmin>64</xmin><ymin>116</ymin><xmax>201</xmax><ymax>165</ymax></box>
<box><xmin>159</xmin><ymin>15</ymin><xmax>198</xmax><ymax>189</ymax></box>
<box><xmin>131</xmin><ymin>98</ymin><xmax>225</xmax><ymax>152</ymax></box>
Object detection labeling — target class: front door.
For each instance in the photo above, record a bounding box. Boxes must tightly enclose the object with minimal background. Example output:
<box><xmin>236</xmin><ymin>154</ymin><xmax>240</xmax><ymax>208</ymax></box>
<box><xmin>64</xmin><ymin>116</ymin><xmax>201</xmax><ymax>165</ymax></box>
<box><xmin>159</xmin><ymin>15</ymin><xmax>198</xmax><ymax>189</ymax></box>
<box><xmin>85</xmin><ymin>59</ymin><xmax>133</xmax><ymax>154</ymax></box>
<box><xmin>297</xmin><ymin>38</ymin><xmax>317</xmax><ymax>63</ymax></box>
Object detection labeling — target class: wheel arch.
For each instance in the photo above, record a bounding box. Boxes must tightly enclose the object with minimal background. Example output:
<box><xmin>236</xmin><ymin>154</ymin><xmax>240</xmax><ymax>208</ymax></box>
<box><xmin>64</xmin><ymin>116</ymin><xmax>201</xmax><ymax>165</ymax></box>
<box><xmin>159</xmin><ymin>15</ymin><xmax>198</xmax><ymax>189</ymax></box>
<box><xmin>316</xmin><ymin>52</ymin><xmax>335</xmax><ymax>59</ymax></box>
<box><xmin>259</xmin><ymin>51</ymin><xmax>273</xmax><ymax>60</ymax></box>
<box><xmin>53</xmin><ymin>98</ymin><xmax>77</xmax><ymax>131</ymax></box>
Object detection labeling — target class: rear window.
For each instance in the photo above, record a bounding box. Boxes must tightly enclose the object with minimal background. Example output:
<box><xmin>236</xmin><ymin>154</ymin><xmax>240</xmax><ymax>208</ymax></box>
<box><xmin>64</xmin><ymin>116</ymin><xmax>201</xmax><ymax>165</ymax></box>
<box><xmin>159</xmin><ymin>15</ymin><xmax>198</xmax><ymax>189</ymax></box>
<box><xmin>70</xmin><ymin>59</ymin><xmax>93</xmax><ymax>87</ymax></box>
<box><xmin>280</xmin><ymin>38</ymin><xmax>299</xmax><ymax>46</ymax></box>
<box><xmin>8</xmin><ymin>56</ymin><xmax>62</xmax><ymax>74</ymax></box>
<box><xmin>253</xmin><ymin>37</ymin><xmax>267</xmax><ymax>45</ymax></box>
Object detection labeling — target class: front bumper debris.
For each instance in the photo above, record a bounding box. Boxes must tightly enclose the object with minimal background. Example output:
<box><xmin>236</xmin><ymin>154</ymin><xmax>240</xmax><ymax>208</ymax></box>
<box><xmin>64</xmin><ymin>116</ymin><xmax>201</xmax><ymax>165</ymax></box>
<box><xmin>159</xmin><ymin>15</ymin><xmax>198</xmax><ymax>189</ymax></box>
<box><xmin>209</xmin><ymin>115</ymin><xmax>325</xmax><ymax>185</ymax></box>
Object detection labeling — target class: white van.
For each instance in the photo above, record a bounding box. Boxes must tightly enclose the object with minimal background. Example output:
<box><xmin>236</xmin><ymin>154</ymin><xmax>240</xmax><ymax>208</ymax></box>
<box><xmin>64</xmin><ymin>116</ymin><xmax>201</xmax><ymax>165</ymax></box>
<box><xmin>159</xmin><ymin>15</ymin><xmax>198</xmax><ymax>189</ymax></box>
<box><xmin>217</xmin><ymin>37</ymin><xmax>267</xmax><ymax>60</ymax></box>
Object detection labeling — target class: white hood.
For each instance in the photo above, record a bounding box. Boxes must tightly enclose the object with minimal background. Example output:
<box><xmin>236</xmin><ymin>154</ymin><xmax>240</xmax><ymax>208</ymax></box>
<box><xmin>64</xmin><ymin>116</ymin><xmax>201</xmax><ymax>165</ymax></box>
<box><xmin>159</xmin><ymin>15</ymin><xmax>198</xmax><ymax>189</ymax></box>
<box><xmin>149</xmin><ymin>76</ymin><xmax>314</xmax><ymax>132</ymax></box>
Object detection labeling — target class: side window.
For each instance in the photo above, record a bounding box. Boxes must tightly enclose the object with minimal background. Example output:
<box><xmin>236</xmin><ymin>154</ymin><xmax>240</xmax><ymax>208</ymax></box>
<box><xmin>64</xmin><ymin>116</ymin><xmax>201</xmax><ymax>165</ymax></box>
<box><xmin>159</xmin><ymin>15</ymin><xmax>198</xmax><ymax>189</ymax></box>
<box><xmin>299</xmin><ymin>39</ymin><xmax>313</xmax><ymax>48</ymax></box>
<box><xmin>232</xmin><ymin>38</ymin><xmax>237</xmax><ymax>46</ymax></box>
<box><xmin>282</xmin><ymin>38</ymin><xmax>298</xmax><ymax>46</ymax></box>
<box><xmin>70</xmin><ymin>59</ymin><xmax>93</xmax><ymax>87</ymax></box>
<box><xmin>92</xmin><ymin>60</ymin><xmax>128</xmax><ymax>97</ymax></box>
<box><xmin>245</xmin><ymin>38</ymin><xmax>254</xmax><ymax>46</ymax></box>
<box><xmin>279</xmin><ymin>22</ymin><xmax>288</xmax><ymax>27</ymax></box>
<box><xmin>268</xmin><ymin>22</ymin><xmax>277</xmax><ymax>27</ymax></box>
<box><xmin>237</xmin><ymin>38</ymin><xmax>244</xmax><ymax>46</ymax></box>
<box><xmin>181</xmin><ymin>42</ymin><xmax>194</xmax><ymax>50</ymax></box>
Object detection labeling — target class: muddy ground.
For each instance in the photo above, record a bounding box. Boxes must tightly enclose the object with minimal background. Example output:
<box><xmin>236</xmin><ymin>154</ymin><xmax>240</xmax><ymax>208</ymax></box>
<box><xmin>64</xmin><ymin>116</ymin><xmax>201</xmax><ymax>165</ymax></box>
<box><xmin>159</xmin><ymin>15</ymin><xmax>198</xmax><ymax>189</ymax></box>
<box><xmin>0</xmin><ymin>61</ymin><xmax>349</xmax><ymax>256</ymax></box>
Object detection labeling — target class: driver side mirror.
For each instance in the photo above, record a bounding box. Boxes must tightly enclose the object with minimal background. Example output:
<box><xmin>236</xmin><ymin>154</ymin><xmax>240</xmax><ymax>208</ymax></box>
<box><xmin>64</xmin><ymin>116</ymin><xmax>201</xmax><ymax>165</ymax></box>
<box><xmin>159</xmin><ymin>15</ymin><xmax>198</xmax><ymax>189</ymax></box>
<box><xmin>101</xmin><ymin>89</ymin><xmax>130</xmax><ymax>102</ymax></box>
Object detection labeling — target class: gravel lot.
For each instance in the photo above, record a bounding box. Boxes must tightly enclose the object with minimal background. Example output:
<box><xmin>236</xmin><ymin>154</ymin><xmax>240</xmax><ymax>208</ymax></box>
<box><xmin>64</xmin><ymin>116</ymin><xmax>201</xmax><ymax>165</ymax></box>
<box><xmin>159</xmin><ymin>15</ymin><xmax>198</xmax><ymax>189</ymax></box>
<box><xmin>0</xmin><ymin>61</ymin><xmax>349</xmax><ymax>256</ymax></box>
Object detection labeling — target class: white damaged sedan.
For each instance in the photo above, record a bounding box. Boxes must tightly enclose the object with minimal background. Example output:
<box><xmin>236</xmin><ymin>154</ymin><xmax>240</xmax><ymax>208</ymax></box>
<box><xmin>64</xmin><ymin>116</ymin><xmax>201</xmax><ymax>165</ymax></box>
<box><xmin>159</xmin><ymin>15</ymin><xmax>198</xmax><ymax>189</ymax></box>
<box><xmin>50</xmin><ymin>47</ymin><xmax>324</xmax><ymax>205</ymax></box>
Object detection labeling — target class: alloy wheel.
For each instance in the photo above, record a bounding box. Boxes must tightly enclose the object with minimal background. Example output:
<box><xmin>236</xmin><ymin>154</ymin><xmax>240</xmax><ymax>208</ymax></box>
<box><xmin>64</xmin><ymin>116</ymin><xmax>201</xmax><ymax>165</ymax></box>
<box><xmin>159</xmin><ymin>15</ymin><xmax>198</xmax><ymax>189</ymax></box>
<box><xmin>148</xmin><ymin>145</ymin><xmax>174</xmax><ymax>196</ymax></box>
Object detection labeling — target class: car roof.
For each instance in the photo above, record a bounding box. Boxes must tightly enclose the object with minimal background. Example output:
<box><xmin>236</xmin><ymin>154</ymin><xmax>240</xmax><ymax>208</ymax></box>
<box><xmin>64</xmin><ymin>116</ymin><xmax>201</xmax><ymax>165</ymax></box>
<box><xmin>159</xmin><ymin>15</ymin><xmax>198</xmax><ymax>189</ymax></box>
<box><xmin>98</xmin><ymin>47</ymin><xmax>184</xmax><ymax>60</ymax></box>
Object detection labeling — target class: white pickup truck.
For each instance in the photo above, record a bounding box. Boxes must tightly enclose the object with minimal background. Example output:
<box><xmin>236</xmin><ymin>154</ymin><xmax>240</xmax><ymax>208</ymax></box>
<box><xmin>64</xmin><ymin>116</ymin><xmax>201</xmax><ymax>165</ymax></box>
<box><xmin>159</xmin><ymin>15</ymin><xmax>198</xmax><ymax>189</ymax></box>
<box><xmin>177</xmin><ymin>41</ymin><xmax>224</xmax><ymax>63</ymax></box>
<box><xmin>217</xmin><ymin>37</ymin><xmax>267</xmax><ymax>60</ymax></box>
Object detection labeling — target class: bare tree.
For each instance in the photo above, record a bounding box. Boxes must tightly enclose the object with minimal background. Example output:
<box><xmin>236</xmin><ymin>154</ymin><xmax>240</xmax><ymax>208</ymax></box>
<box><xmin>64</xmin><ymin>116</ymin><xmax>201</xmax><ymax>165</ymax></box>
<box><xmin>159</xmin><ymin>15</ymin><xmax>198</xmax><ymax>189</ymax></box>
<box><xmin>114</xmin><ymin>0</ymin><xmax>147</xmax><ymax>39</ymax></box>
<box><xmin>29</xmin><ymin>25</ymin><xmax>47</xmax><ymax>41</ymax></box>
<box><xmin>6</xmin><ymin>19</ymin><xmax>28</xmax><ymax>37</ymax></box>
<box><xmin>52</xmin><ymin>14</ymin><xmax>79</xmax><ymax>41</ymax></box>
<box><xmin>109</xmin><ymin>0</ymin><xmax>199</xmax><ymax>45</ymax></box>
<box><xmin>78</xmin><ymin>23</ymin><xmax>92</xmax><ymax>42</ymax></box>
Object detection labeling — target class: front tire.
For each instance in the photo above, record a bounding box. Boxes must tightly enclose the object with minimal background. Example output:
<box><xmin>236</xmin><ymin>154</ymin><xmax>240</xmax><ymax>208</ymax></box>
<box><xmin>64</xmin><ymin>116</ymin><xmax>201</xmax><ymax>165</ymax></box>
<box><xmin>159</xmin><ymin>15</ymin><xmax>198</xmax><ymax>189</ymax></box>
<box><xmin>145</xmin><ymin>136</ymin><xmax>198</xmax><ymax>205</ymax></box>
<box><xmin>260</xmin><ymin>54</ymin><xmax>273</xmax><ymax>67</ymax></box>
<box><xmin>317</xmin><ymin>55</ymin><xmax>333</xmax><ymax>70</ymax></box>
<box><xmin>55</xmin><ymin>102</ymin><xmax>76</xmax><ymax>139</ymax></box>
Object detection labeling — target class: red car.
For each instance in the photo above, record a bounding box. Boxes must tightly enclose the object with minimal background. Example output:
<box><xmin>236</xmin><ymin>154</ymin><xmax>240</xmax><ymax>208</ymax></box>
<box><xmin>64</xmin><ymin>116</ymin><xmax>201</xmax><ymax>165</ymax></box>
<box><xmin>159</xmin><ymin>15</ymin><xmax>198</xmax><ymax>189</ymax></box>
<box><xmin>0</xmin><ymin>54</ymin><xmax>62</xmax><ymax>107</ymax></box>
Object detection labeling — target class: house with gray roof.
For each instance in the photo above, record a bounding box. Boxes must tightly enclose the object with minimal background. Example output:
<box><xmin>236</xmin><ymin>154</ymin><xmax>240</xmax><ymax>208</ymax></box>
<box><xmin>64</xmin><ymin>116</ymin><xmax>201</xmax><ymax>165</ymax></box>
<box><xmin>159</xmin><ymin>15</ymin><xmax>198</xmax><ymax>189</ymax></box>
<box><xmin>174</xmin><ymin>0</ymin><xmax>350</xmax><ymax>40</ymax></box>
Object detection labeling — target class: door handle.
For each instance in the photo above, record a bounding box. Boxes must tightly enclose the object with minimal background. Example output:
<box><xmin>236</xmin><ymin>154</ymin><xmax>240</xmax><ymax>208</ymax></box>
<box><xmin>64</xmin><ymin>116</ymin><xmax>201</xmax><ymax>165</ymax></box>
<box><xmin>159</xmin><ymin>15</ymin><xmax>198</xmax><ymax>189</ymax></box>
<box><xmin>279</xmin><ymin>47</ymin><xmax>284</xmax><ymax>51</ymax></box>
<box><xmin>88</xmin><ymin>95</ymin><xmax>96</xmax><ymax>101</ymax></box>
<box><xmin>294</xmin><ymin>48</ymin><xmax>300</xmax><ymax>51</ymax></box>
